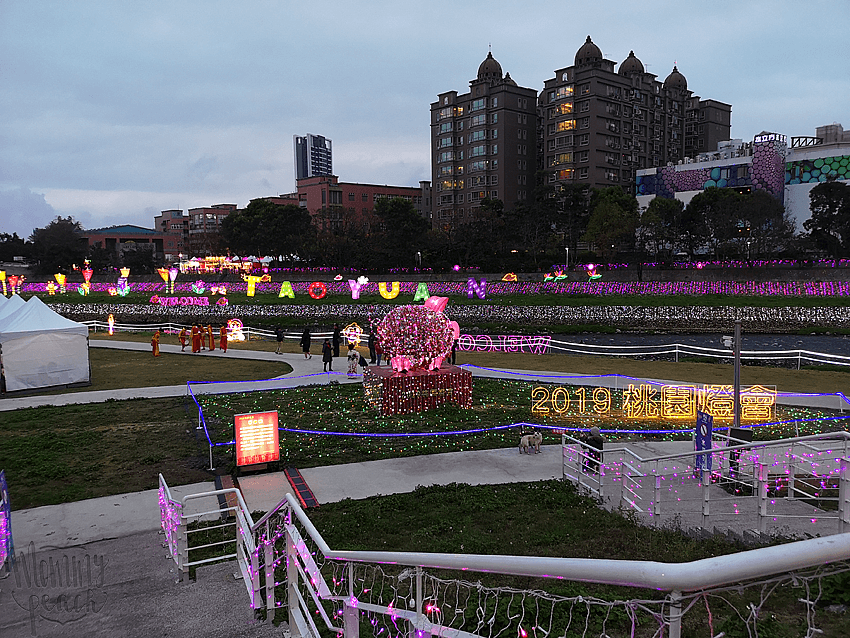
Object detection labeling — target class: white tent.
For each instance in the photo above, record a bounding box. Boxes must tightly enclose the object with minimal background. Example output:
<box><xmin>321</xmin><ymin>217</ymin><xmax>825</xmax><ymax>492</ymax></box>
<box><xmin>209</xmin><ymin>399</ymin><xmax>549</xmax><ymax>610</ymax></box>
<box><xmin>0</xmin><ymin>296</ymin><xmax>90</xmax><ymax>392</ymax></box>
<box><xmin>0</xmin><ymin>294</ymin><xmax>25</xmax><ymax>322</ymax></box>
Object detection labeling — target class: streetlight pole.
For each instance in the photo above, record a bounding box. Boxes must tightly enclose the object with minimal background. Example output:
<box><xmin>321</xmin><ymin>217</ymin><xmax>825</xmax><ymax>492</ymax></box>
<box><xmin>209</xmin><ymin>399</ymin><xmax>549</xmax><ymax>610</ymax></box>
<box><xmin>565</xmin><ymin>246</ymin><xmax>569</xmax><ymax>270</ymax></box>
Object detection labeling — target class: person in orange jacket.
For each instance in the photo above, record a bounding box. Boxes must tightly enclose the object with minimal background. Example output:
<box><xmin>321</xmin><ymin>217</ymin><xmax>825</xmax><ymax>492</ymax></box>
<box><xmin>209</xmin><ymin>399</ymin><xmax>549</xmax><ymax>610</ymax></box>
<box><xmin>219</xmin><ymin>325</ymin><xmax>228</xmax><ymax>353</ymax></box>
<box><xmin>207</xmin><ymin>324</ymin><xmax>215</xmax><ymax>351</ymax></box>
<box><xmin>179</xmin><ymin>327</ymin><xmax>188</xmax><ymax>351</ymax></box>
<box><xmin>151</xmin><ymin>329</ymin><xmax>161</xmax><ymax>357</ymax></box>
<box><xmin>191</xmin><ymin>325</ymin><xmax>201</xmax><ymax>353</ymax></box>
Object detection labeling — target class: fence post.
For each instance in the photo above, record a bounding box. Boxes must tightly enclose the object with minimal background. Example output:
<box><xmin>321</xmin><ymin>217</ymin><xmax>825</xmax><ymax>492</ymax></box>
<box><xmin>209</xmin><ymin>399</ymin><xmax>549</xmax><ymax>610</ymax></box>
<box><xmin>840</xmin><ymin>458</ymin><xmax>848</xmax><ymax>534</ymax></box>
<box><xmin>758</xmin><ymin>463</ymin><xmax>768</xmax><ymax>534</ymax></box>
<box><xmin>344</xmin><ymin>562</ymin><xmax>359</xmax><ymax>638</ymax></box>
<box><xmin>667</xmin><ymin>590</ymin><xmax>682</xmax><ymax>638</ymax></box>
<box><xmin>264</xmin><ymin>519</ymin><xmax>275</xmax><ymax>615</ymax></box>
<box><xmin>787</xmin><ymin>445</ymin><xmax>796</xmax><ymax>500</ymax></box>
<box><xmin>702</xmin><ymin>470</ymin><xmax>710</xmax><ymax>528</ymax></box>
<box><xmin>653</xmin><ymin>463</ymin><xmax>661</xmax><ymax>516</ymax></box>
<box><xmin>410</xmin><ymin>566</ymin><xmax>423</xmax><ymax>638</ymax></box>
<box><xmin>286</xmin><ymin>519</ymin><xmax>299</xmax><ymax>633</ymax></box>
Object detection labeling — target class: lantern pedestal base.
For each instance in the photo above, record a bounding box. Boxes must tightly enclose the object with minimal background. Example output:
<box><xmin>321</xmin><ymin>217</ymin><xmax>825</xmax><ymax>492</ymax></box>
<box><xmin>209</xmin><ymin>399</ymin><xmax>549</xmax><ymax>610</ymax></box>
<box><xmin>363</xmin><ymin>365</ymin><xmax>472</xmax><ymax>416</ymax></box>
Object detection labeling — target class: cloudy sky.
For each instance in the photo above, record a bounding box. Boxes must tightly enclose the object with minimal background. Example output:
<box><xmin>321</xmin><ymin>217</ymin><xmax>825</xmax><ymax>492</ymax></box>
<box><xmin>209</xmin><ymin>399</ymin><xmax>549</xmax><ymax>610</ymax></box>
<box><xmin>1</xmin><ymin>1</ymin><xmax>847</xmax><ymax>239</ymax></box>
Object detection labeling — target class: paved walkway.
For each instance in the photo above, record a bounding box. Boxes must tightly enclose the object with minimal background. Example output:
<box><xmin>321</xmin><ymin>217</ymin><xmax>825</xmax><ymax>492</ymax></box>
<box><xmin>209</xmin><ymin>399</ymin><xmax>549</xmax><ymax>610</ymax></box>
<box><xmin>2</xmin><ymin>341</ymin><xmax>848</xmax><ymax>636</ymax></box>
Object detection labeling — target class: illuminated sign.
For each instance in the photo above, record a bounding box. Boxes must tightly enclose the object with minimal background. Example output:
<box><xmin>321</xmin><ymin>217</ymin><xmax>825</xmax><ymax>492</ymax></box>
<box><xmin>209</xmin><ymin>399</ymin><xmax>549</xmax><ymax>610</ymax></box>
<box><xmin>149</xmin><ymin>295</ymin><xmax>210</xmax><ymax>307</ymax></box>
<box><xmin>457</xmin><ymin>334</ymin><xmax>550</xmax><ymax>354</ymax></box>
<box><xmin>235</xmin><ymin>411</ymin><xmax>279</xmax><ymax>466</ymax></box>
<box><xmin>754</xmin><ymin>133</ymin><xmax>786</xmax><ymax>144</ymax></box>
<box><xmin>531</xmin><ymin>383</ymin><xmax>776</xmax><ymax>422</ymax></box>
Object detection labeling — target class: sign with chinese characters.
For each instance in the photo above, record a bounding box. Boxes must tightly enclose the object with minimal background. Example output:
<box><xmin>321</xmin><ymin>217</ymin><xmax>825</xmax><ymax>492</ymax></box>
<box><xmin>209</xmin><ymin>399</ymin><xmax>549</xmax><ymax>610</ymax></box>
<box><xmin>695</xmin><ymin>411</ymin><xmax>713</xmax><ymax>471</ymax></box>
<box><xmin>234</xmin><ymin>411</ymin><xmax>279</xmax><ymax>466</ymax></box>
<box><xmin>531</xmin><ymin>383</ymin><xmax>776</xmax><ymax>422</ymax></box>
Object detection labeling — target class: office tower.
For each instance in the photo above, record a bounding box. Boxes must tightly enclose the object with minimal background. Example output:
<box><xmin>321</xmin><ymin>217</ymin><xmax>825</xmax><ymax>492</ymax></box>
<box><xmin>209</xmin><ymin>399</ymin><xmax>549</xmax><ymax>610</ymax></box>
<box><xmin>430</xmin><ymin>52</ymin><xmax>538</xmax><ymax>230</ymax></box>
<box><xmin>294</xmin><ymin>134</ymin><xmax>333</xmax><ymax>181</ymax></box>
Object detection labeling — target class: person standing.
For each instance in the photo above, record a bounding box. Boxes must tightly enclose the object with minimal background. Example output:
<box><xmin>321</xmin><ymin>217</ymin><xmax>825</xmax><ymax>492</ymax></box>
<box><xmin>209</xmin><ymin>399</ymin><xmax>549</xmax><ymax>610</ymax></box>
<box><xmin>151</xmin><ymin>329</ymin><xmax>161</xmax><ymax>357</ymax></box>
<box><xmin>191</xmin><ymin>325</ymin><xmax>201</xmax><ymax>353</ymax></box>
<box><xmin>332</xmin><ymin>323</ymin><xmax>341</xmax><ymax>358</ymax></box>
<box><xmin>207</xmin><ymin>324</ymin><xmax>215</xmax><ymax>351</ymax></box>
<box><xmin>451</xmin><ymin>338</ymin><xmax>458</xmax><ymax>365</ymax></box>
<box><xmin>583</xmin><ymin>427</ymin><xmax>605</xmax><ymax>474</ymax></box>
<box><xmin>219</xmin><ymin>325</ymin><xmax>228</xmax><ymax>353</ymax></box>
<box><xmin>374</xmin><ymin>337</ymin><xmax>383</xmax><ymax>366</ymax></box>
<box><xmin>275</xmin><ymin>326</ymin><xmax>284</xmax><ymax>354</ymax></box>
<box><xmin>179</xmin><ymin>327</ymin><xmax>188</xmax><ymax>351</ymax></box>
<box><xmin>368</xmin><ymin>330</ymin><xmax>376</xmax><ymax>364</ymax></box>
<box><xmin>321</xmin><ymin>338</ymin><xmax>333</xmax><ymax>372</ymax></box>
<box><xmin>346</xmin><ymin>343</ymin><xmax>359</xmax><ymax>378</ymax></box>
<box><xmin>299</xmin><ymin>328</ymin><xmax>312</xmax><ymax>359</ymax></box>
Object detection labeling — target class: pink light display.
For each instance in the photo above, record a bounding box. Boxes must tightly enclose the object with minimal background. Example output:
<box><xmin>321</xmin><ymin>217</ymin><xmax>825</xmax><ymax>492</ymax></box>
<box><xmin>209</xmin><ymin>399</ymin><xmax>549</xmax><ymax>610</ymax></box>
<box><xmin>467</xmin><ymin>278</ymin><xmax>486</xmax><ymax>299</ymax></box>
<box><xmin>457</xmin><ymin>334</ymin><xmax>551</xmax><ymax>354</ymax></box>
<box><xmin>376</xmin><ymin>300</ymin><xmax>455</xmax><ymax>372</ymax></box>
<box><xmin>149</xmin><ymin>295</ymin><xmax>210</xmax><ymax>307</ymax></box>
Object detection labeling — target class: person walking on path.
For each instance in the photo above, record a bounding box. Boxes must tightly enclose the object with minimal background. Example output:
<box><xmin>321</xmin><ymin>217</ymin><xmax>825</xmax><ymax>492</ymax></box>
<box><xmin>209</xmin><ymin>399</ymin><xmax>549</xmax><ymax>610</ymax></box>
<box><xmin>332</xmin><ymin>323</ymin><xmax>341</xmax><ymax>358</ymax></box>
<box><xmin>219</xmin><ymin>325</ymin><xmax>228</xmax><ymax>353</ymax></box>
<box><xmin>322</xmin><ymin>338</ymin><xmax>333</xmax><ymax>372</ymax></box>
<box><xmin>451</xmin><ymin>338</ymin><xmax>458</xmax><ymax>365</ymax></box>
<box><xmin>151</xmin><ymin>329</ymin><xmax>161</xmax><ymax>357</ymax></box>
<box><xmin>347</xmin><ymin>343</ymin><xmax>359</xmax><ymax>378</ymax></box>
<box><xmin>368</xmin><ymin>330</ymin><xmax>376</xmax><ymax>364</ymax></box>
<box><xmin>583</xmin><ymin>427</ymin><xmax>605</xmax><ymax>474</ymax></box>
<box><xmin>299</xmin><ymin>328</ymin><xmax>312</xmax><ymax>359</ymax></box>
<box><xmin>275</xmin><ymin>326</ymin><xmax>284</xmax><ymax>354</ymax></box>
<box><xmin>207</xmin><ymin>324</ymin><xmax>215</xmax><ymax>351</ymax></box>
<box><xmin>179</xmin><ymin>327</ymin><xmax>188</xmax><ymax>351</ymax></box>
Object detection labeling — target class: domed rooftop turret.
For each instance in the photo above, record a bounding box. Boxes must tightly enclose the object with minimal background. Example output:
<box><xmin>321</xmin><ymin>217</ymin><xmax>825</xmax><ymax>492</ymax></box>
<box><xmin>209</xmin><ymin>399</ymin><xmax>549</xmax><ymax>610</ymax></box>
<box><xmin>503</xmin><ymin>72</ymin><xmax>517</xmax><ymax>86</ymax></box>
<box><xmin>477</xmin><ymin>52</ymin><xmax>503</xmax><ymax>82</ymax></box>
<box><xmin>618</xmin><ymin>50</ymin><xmax>644</xmax><ymax>75</ymax></box>
<box><xmin>575</xmin><ymin>36</ymin><xmax>602</xmax><ymax>65</ymax></box>
<box><xmin>664</xmin><ymin>65</ymin><xmax>687</xmax><ymax>90</ymax></box>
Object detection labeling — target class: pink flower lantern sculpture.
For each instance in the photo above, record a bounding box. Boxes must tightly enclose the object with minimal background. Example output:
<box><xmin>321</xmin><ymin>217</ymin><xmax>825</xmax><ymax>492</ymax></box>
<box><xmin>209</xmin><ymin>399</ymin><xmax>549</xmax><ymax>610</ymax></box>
<box><xmin>376</xmin><ymin>296</ymin><xmax>458</xmax><ymax>372</ymax></box>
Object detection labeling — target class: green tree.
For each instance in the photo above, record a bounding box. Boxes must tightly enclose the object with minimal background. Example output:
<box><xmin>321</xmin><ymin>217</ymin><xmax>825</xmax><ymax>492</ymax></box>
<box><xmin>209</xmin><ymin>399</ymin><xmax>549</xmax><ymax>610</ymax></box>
<box><xmin>220</xmin><ymin>199</ymin><xmax>314</xmax><ymax>262</ymax></box>
<box><xmin>741</xmin><ymin>190</ymin><xmax>794</xmax><ymax>258</ymax></box>
<box><xmin>582</xmin><ymin>188</ymin><xmax>639</xmax><ymax>262</ymax></box>
<box><xmin>0</xmin><ymin>232</ymin><xmax>31</xmax><ymax>262</ymax></box>
<box><xmin>29</xmin><ymin>216</ymin><xmax>88</xmax><ymax>274</ymax></box>
<box><xmin>804</xmin><ymin>180</ymin><xmax>850</xmax><ymax>258</ymax></box>
<box><xmin>371</xmin><ymin>197</ymin><xmax>430</xmax><ymax>268</ymax></box>
<box><xmin>582</xmin><ymin>199</ymin><xmax>638</xmax><ymax>263</ymax></box>
<box><xmin>685</xmin><ymin>187</ymin><xmax>743</xmax><ymax>256</ymax></box>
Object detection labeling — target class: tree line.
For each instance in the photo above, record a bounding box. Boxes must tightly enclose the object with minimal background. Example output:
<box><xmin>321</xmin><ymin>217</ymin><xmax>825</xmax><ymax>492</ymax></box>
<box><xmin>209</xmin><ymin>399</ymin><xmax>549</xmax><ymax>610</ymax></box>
<box><xmin>4</xmin><ymin>179</ymin><xmax>849</xmax><ymax>274</ymax></box>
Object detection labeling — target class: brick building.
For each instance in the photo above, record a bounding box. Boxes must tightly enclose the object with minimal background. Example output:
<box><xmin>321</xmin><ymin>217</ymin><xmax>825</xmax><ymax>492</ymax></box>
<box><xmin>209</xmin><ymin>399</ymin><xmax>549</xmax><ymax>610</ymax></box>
<box><xmin>83</xmin><ymin>225</ymin><xmax>164</xmax><ymax>262</ymax></box>
<box><xmin>187</xmin><ymin>204</ymin><xmax>237</xmax><ymax>256</ymax></box>
<box><xmin>153</xmin><ymin>209</ymin><xmax>188</xmax><ymax>261</ymax></box>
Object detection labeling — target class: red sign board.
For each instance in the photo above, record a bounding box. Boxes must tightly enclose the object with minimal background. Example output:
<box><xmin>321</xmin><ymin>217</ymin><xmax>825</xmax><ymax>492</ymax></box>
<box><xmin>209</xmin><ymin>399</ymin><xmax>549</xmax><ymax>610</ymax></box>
<box><xmin>234</xmin><ymin>411</ymin><xmax>280</xmax><ymax>466</ymax></box>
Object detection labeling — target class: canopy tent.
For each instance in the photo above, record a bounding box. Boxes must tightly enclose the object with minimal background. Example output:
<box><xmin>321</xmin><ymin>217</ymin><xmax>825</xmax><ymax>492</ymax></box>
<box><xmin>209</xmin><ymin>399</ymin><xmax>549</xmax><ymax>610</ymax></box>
<box><xmin>0</xmin><ymin>296</ymin><xmax>90</xmax><ymax>393</ymax></box>
<box><xmin>0</xmin><ymin>294</ymin><xmax>25</xmax><ymax>322</ymax></box>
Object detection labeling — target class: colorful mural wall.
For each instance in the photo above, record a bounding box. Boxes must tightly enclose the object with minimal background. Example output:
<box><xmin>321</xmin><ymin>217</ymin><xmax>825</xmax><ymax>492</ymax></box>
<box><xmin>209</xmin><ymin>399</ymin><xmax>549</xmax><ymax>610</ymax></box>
<box><xmin>636</xmin><ymin>134</ymin><xmax>787</xmax><ymax>201</ymax></box>
<box><xmin>786</xmin><ymin>153</ymin><xmax>850</xmax><ymax>185</ymax></box>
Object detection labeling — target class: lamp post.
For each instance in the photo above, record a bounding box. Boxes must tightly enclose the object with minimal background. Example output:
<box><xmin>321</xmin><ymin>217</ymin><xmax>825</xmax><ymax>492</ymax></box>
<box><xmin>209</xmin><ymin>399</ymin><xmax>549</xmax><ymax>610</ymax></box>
<box><xmin>415</xmin><ymin>251</ymin><xmax>422</xmax><ymax>268</ymax></box>
<box><xmin>565</xmin><ymin>246</ymin><xmax>569</xmax><ymax>270</ymax></box>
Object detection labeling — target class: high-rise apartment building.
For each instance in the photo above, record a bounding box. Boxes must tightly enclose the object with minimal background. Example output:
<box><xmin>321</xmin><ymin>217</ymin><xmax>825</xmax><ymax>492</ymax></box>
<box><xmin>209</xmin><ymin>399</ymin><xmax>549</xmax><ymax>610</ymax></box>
<box><xmin>540</xmin><ymin>36</ymin><xmax>731</xmax><ymax>190</ymax></box>
<box><xmin>430</xmin><ymin>52</ymin><xmax>538</xmax><ymax>231</ymax></box>
<box><xmin>294</xmin><ymin>134</ymin><xmax>333</xmax><ymax>181</ymax></box>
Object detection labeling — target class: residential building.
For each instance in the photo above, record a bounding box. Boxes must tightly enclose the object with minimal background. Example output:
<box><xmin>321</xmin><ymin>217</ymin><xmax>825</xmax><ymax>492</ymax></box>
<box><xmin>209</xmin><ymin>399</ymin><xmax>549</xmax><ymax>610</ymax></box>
<box><xmin>281</xmin><ymin>176</ymin><xmax>431</xmax><ymax>233</ymax></box>
<box><xmin>430</xmin><ymin>52</ymin><xmax>539</xmax><ymax>231</ymax></box>
<box><xmin>153</xmin><ymin>209</ymin><xmax>189</xmax><ymax>261</ymax></box>
<box><xmin>540</xmin><ymin>37</ymin><xmax>731</xmax><ymax>191</ymax></box>
<box><xmin>187</xmin><ymin>204</ymin><xmax>237</xmax><ymax>256</ymax></box>
<box><xmin>83</xmin><ymin>225</ymin><xmax>165</xmax><ymax>262</ymax></box>
<box><xmin>294</xmin><ymin>134</ymin><xmax>333</xmax><ymax>181</ymax></box>
<box><xmin>635</xmin><ymin>124</ymin><xmax>850</xmax><ymax>229</ymax></box>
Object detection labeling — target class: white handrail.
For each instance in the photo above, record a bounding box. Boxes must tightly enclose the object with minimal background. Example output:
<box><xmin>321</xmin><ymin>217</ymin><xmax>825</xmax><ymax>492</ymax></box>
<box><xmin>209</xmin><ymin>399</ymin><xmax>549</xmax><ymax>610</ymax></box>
<box><xmin>280</xmin><ymin>491</ymin><xmax>850</xmax><ymax>593</ymax></box>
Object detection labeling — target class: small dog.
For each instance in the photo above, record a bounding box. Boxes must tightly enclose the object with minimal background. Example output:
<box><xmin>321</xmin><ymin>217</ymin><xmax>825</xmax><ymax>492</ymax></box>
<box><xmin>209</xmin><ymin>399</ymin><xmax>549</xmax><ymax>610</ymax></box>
<box><xmin>519</xmin><ymin>431</ymin><xmax>543</xmax><ymax>454</ymax></box>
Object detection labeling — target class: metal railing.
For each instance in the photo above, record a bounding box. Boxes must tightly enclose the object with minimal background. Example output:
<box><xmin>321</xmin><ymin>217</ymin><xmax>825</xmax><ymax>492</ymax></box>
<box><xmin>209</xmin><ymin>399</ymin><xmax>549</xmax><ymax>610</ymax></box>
<box><xmin>159</xmin><ymin>472</ymin><xmax>850</xmax><ymax>637</ymax></box>
<box><xmin>561</xmin><ymin>431</ymin><xmax>850</xmax><ymax>535</ymax></box>
<box><xmin>158</xmin><ymin>474</ymin><xmax>256</xmax><ymax>600</ymax></box>
<box><xmin>84</xmin><ymin>319</ymin><xmax>337</xmax><ymax>345</ymax></box>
